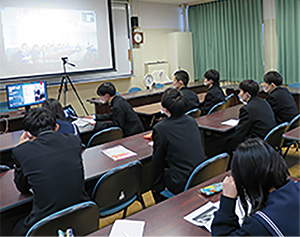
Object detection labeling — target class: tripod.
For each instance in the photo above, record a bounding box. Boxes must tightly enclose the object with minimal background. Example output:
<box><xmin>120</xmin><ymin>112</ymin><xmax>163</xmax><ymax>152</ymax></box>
<box><xmin>57</xmin><ymin>57</ymin><xmax>89</xmax><ymax>115</ymax></box>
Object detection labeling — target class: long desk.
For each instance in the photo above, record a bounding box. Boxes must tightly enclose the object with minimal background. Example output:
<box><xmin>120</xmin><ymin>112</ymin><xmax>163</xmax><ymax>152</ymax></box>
<box><xmin>0</xmin><ymin>132</ymin><xmax>153</xmax><ymax>235</ymax></box>
<box><xmin>0</xmin><ymin>110</ymin><xmax>25</xmax><ymax>133</ymax></box>
<box><xmin>89</xmin><ymin>172</ymin><xmax>229</xmax><ymax>236</ymax></box>
<box><xmin>283</xmin><ymin>126</ymin><xmax>300</xmax><ymax>142</ymax></box>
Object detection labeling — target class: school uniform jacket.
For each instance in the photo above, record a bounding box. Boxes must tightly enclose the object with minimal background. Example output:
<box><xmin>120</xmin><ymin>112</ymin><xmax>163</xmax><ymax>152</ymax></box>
<box><xmin>180</xmin><ymin>87</ymin><xmax>200</xmax><ymax>112</ymax></box>
<box><xmin>151</xmin><ymin>115</ymin><xmax>206</xmax><ymax>194</ymax></box>
<box><xmin>200</xmin><ymin>84</ymin><xmax>225</xmax><ymax>115</ymax></box>
<box><xmin>266</xmin><ymin>87</ymin><xmax>298</xmax><ymax>124</ymax></box>
<box><xmin>95</xmin><ymin>95</ymin><xmax>144</xmax><ymax>137</ymax></box>
<box><xmin>12</xmin><ymin>131</ymin><xmax>89</xmax><ymax>236</ymax></box>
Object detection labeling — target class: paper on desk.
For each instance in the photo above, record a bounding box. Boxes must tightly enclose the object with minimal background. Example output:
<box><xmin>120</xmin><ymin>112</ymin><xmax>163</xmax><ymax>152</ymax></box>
<box><xmin>221</xmin><ymin>119</ymin><xmax>239</xmax><ymax>126</ymax></box>
<box><xmin>148</xmin><ymin>141</ymin><xmax>154</xmax><ymax>146</ymax></box>
<box><xmin>72</xmin><ymin>118</ymin><xmax>95</xmax><ymax>133</ymax></box>
<box><xmin>102</xmin><ymin>145</ymin><xmax>137</xmax><ymax>161</ymax></box>
<box><xmin>109</xmin><ymin>219</ymin><xmax>145</xmax><ymax>237</ymax></box>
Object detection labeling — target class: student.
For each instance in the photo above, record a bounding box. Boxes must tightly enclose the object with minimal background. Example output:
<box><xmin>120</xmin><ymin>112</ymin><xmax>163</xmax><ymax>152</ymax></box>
<box><xmin>263</xmin><ymin>71</ymin><xmax>298</xmax><ymax>124</ymax></box>
<box><xmin>92</xmin><ymin>82</ymin><xmax>144</xmax><ymax>137</ymax></box>
<box><xmin>151</xmin><ymin>88</ymin><xmax>206</xmax><ymax>202</ymax></box>
<box><xmin>226</xmin><ymin>79</ymin><xmax>276</xmax><ymax>151</ymax></box>
<box><xmin>12</xmin><ymin>108</ymin><xmax>89</xmax><ymax>236</ymax></box>
<box><xmin>199</xmin><ymin>69</ymin><xmax>225</xmax><ymax>115</ymax></box>
<box><xmin>173</xmin><ymin>70</ymin><xmax>200</xmax><ymax>112</ymax></box>
<box><xmin>212</xmin><ymin>138</ymin><xmax>300</xmax><ymax>236</ymax></box>
<box><xmin>42</xmin><ymin>98</ymin><xmax>78</xmax><ymax>135</ymax></box>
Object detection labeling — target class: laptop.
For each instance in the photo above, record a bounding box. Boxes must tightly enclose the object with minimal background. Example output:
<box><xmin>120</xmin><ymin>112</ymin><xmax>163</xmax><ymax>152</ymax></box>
<box><xmin>63</xmin><ymin>105</ymin><xmax>78</xmax><ymax>121</ymax></box>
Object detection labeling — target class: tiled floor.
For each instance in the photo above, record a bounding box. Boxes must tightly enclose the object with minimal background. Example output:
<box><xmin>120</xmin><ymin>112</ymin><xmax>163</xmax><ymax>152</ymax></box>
<box><xmin>99</xmin><ymin>146</ymin><xmax>300</xmax><ymax>229</ymax></box>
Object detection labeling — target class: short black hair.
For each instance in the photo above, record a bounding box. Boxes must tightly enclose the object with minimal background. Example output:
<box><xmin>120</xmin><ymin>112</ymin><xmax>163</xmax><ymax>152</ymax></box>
<box><xmin>263</xmin><ymin>71</ymin><xmax>283</xmax><ymax>86</ymax></box>
<box><xmin>23</xmin><ymin>107</ymin><xmax>56</xmax><ymax>136</ymax></box>
<box><xmin>239</xmin><ymin>79</ymin><xmax>259</xmax><ymax>97</ymax></box>
<box><xmin>204</xmin><ymin>69</ymin><xmax>220</xmax><ymax>85</ymax></box>
<box><xmin>174</xmin><ymin>70</ymin><xmax>189</xmax><ymax>86</ymax></box>
<box><xmin>161</xmin><ymin>88</ymin><xmax>187</xmax><ymax>116</ymax></box>
<box><xmin>42</xmin><ymin>98</ymin><xmax>66</xmax><ymax>120</ymax></box>
<box><xmin>231</xmin><ymin>138</ymin><xmax>289</xmax><ymax>217</ymax></box>
<box><xmin>96</xmin><ymin>82</ymin><xmax>116</xmax><ymax>96</ymax></box>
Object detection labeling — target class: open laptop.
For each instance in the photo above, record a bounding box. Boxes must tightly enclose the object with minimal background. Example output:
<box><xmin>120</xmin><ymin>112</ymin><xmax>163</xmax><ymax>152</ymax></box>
<box><xmin>63</xmin><ymin>105</ymin><xmax>78</xmax><ymax>121</ymax></box>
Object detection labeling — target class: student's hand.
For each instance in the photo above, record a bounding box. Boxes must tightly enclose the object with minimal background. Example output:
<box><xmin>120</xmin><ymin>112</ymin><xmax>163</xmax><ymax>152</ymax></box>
<box><xmin>84</xmin><ymin>115</ymin><xmax>94</xmax><ymax>119</ymax></box>
<box><xmin>222</xmin><ymin>175</ymin><xmax>237</xmax><ymax>199</ymax></box>
<box><xmin>19</xmin><ymin>131</ymin><xmax>33</xmax><ymax>144</ymax></box>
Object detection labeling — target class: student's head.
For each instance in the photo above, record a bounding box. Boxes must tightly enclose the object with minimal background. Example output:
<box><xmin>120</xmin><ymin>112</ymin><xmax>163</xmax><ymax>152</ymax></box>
<box><xmin>23</xmin><ymin>107</ymin><xmax>57</xmax><ymax>137</ymax></box>
<box><xmin>231</xmin><ymin>138</ymin><xmax>289</xmax><ymax>216</ymax></box>
<box><xmin>263</xmin><ymin>71</ymin><xmax>282</xmax><ymax>93</ymax></box>
<box><xmin>173</xmin><ymin>70</ymin><xmax>189</xmax><ymax>89</ymax></box>
<box><xmin>42</xmin><ymin>98</ymin><xmax>66</xmax><ymax>120</ymax></box>
<box><xmin>204</xmin><ymin>69</ymin><xmax>220</xmax><ymax>86</ymax></box>
<box><xmin>161</xmin><ymin>88</ymin><xmax>187</xmax><ymax>117</ymax></box>
<box><xmin>238</xmin><ymin>79</ymin><xmax>259</xmax><ymax>103</ymax></box>
<box><xmin>96</xmin><ymin>82</ymin><xmax>116</xmax><ymax>104</ymax></box>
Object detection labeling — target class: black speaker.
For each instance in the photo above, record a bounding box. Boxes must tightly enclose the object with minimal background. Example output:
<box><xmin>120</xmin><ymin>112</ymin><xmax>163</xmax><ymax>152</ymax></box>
<box><xmin>131</xmin><ymin>16</ymin><xmax>139</xmax><ymax>28</ymax></box>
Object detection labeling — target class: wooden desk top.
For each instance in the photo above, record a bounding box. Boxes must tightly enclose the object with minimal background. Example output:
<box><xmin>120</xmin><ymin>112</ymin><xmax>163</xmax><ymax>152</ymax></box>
<box><xmin>0</xmin><ymin>130</ymin><xmax>23</xmax><ymax>152</ymax></box>
<box><xmin>0</xmin><ymin>110</ymin><xmax>25</xmax><ymax>120</ymax></box>
<box><xmin>283</xmin><ymin>127</ymin><xmax>300</xmax><ymax>141</ymax></box>
<box><xmin>89</xmin><ymin>172</ymin><xmax>229</xmax><ymax>236</ymax></box>
<box><xmin>0</xmin><ymin>132</ymin><xmax>153</xmax><ymax>212</ymax></box>
<box><xmin>195</xmin><ymin>105</ymin><xmax>242</xmax><ymax>132</ymax></box>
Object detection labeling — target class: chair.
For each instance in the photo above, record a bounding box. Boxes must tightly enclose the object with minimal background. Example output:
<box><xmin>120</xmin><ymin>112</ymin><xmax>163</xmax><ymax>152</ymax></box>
<box><xmin>0</xmin><ymin>165</ymin><xmax>11</xmax><ymax>173</ymax></box>
<box><xmin>282</xmin><ymin>114</ymin><xmax>300</xmax><ymax>157</ymax></box>
<box><xmin>155</xmin><ymin>83</ymin><xmax>164</xmax><ymax>89</ymax></box>
<box><xmin>185</xmin><ymin>108</ymin><xmax>201</xmax><ymax>118</ymax></box>
<box><xmin>161</xmin><ymin>153</ymin><xmax>230</xmax><ymax>198</ymax></box>
<box><xmin>207</xmin><ymin>101</ymin><xmax>226</xmax><ymax>115</ymax></box>
<box><xmin>288</xmin><ymin>82</ymin><xmax>300</xmax><ymax>89</ymax></box>
<box><xmin>91</xmin><ymin>160</ymin><xmax>143</xmax><ymax>221</ymax></box>
<box><xmin>128</xmin><ymin>87</ymin><xmax>142</xmax><ymax>93</ymax></box>
<box><xmin>224</xmin><ymin>93</ymin><xmax>234</xmax><ymax>108</ymax></box>
<box><xmin>263</xmin><ymin>122</ymin><xmax>289</xmax><ymax>153</ymax></box>
<box><xmin>25</xmin><ymin>201</ymin><xmax>99</xmax><ymax>237</ymax></box>
<box><xmin>86</xmin><ymin>127</ymin><xmax>123</xmax><ymax>148</ymax></box>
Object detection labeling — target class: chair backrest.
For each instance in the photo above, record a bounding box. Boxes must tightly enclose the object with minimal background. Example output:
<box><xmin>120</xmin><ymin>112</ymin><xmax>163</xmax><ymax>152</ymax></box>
<box><xmin>155</xmin><ymin>83</ymin><xmax>164</xmax><ymax>89</ymax></box>
<box><xmin>25</xmin><ymin>201</ymin><xmax>99</xmax><ymax>237</ymax></box>
<box><xmin>185</xmin><ymin>108</ymin><xmax>201</xmax><ymax>118</ymax></box>
<box><xmin>0</xmin><ymin>165</ymin><xmax>11</xmax><ymax>173</ymax></box>
<box><xmin>128</xmin><ymin>87</ymin><xmax>142</xmax><ymax>93</ymax></box>
<box><xmin>287</xmin><ymin>114</ymin><xmax>300</xmax><ymax>132</ymax></box>
<box><xmin>92</xmin><ymin>160</ymin><xmax>142</xmax><ymax>217</ymax></box>
<box><xmin>184</xmin><ymin>153</ymin><xmax>230</xmax><ymax>191</ymax></box>
<box><xmin>224</xmin><ymin>93</ymin><xmax>234</xmax><ymax>108</ymax></box>
<box><xmin>87</xmin><ymin>127</ymin><xmax>123</xmax><ymax>148</ymax></box>
<box><xmin>264</xmin><ymin>122</ymin><xmax>289</xmax><ymax>151</ymax></box>
<box><xmin>288</xmin><ymin>82</ymin><xmax>300</xmax><ymax>89</ymax></box>
<box><xmin>207</xmin><ymin>101</ymin><xmax>226</xmax><ymax>115</ymax></box>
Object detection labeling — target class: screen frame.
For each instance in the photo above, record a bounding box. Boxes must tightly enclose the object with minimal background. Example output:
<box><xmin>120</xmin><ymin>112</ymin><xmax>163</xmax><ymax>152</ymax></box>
<box><xmin>6</xmin><ymin>81</ymin><xmax>48</xmax><ymax>109</ymax></box>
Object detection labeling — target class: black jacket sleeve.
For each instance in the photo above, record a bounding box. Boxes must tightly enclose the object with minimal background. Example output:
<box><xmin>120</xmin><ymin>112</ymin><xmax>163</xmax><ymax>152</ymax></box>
<box><xmin>13</xmin><ymin>155</ymin><xmax>31</xmax><ymax>194</ymax></box>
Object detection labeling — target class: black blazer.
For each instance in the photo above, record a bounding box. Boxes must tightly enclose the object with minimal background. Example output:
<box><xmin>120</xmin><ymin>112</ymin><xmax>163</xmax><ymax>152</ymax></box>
<box><xmin>266</xmin><ymin>87</ymin><xmax>298</xmax><ymax>124</ymax></box>
<box><xmin>180</xmin><ymin>87</ymin><xmax>200</xmax><ymax>112</ymax></box>
<box><xmin>227</xmin><ymin>96</ymin><xmax>277</xmax><ymax>151</ymax></box>
<box><xmin>95</xmin><ymin>96</ymin><xmax>144</xmax><ymax>137</ymax></box>
<box><xmin>12</xmin><ymin>131</ymin><xmax>89</xmax><ymax>236</ymax></box>
<box><xmin>200</xmin><ymin>84</ymin><xmax>225</xmax><ymax>115</ymax></box>
<box><xmin>151</xmin><ymin>115</ymin><xmax>206</xmax><ymax>194</ymax></box>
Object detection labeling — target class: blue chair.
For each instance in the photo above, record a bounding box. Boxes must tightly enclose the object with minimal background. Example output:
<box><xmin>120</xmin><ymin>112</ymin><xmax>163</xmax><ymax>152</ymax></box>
<box><xmin>264</xmin><ymin>122</ymin><xmax>289</xmax><ymax>153</ymax></box>
<box><xmin>185</xmin><ymin>108</ymin><xmax>201</xmax><ymax>118</ymax></box>
<box><xmin>224</xmin><ymin>93</ymin><xmax>234</xmax><ymax>108</ymax></box>
<box><xmin>288</xmin><ymin>82</ymin><xmax>300</xmax><ymax>89</ymax></box>
<box><xmin>207</xmin><ymin>101</ymin><xmax>226</xmax><ymax>115</ymax></box>
<box><xmin>161</xmin><ymin>153</ymin><xmax>230</xmax><ymax>198</ymax></box>
<box><xmin>87</xmin><ymin>127</ymin><xmax>123</xmax><ymax>148</ymax></box>
<box><xmin>25</xmin><ymin>201</ymin><xmax>99</xmax><ymax>237</ymax></box>
<box><xmin>155</xmin><ymin>83</ymin><xmax>164</xmax><ymax>89</ymax></box>
<box><xmin>91</xmin><ymin>161</ymin><xmax>144</xmax><ymax>222</ymax></box>
<box><xmin>128</xmin><ymin>87</ymin><xmax>142</xmax><ymax>93</ymax></box>
<box><xmin>282</xmin><ymin>114</ymin><xmax>300</xmax><ymax>157</ymax></box>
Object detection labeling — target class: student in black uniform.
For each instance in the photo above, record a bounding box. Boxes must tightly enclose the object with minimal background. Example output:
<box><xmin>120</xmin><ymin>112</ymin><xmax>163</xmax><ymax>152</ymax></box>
<box><xmin>151</xmin><ymin>88</ymin><xmax>206</xmax><ymax>203</ymax></box>
<box><xmin>263</xmin><ymin>71</ymin><xmax>298</xmax><ymax>124</ymax></box>
<box><xmin>92</xmin><ymin>82</ymin><xmax>144</xmax><ymax>137</ymax></box>
<box><xmin>199</xmin><ymin>69</ymin><xmax>225</xmax><ymax>115</ymax></box>
<box><xmin>173</xmin><ymin>70</ymin><xmax>200</xmax><ymax>112</ymax></box>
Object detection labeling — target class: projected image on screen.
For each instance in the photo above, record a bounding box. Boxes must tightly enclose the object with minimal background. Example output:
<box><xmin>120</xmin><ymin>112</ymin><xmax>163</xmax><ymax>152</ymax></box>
<box><xmin>0</xmin><ymin>1</ymin><xmax>114</xmax><ymax>79</ymax></box>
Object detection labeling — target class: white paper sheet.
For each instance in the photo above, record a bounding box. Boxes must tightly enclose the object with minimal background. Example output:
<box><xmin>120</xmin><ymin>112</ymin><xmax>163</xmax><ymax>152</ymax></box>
<box><xmin>221</xmin><ymin>119</ymin><xmax>239</xmax><ymax>126</ymax></box>
<box><xmin>102</xmin><ymin>145</ymin><xmax>137</xmax><ymax>161</ymax></box>
<box><xmin>72</xmin><ymin>118</ymin><xmax>95</xmax><ymax>133</ymax></box>
<box><xmin>109</xmin><ymin>219</ymin><xmax>145</xmax><ymax>237</ymax></box>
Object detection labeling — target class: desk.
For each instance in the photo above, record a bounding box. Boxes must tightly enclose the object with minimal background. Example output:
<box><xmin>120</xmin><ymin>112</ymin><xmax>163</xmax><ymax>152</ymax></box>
<box><xmin>0</xmin><ymin>132</ymin><xmax>153</xmax><ymax>235</ymax></box>
<box><xmin>283</xmin><ymin>127</ymin><xmax>300</xmax><ymax>141</ymax></box>
<box><xmin>89</xmin><ymin>172</ymin><xmax>229</xmax><ymax>236</ymax></box>
<box><xmin>0</xmin><ymin>110</ymin><xmax>25</xmax><ymax>132</ymax></box>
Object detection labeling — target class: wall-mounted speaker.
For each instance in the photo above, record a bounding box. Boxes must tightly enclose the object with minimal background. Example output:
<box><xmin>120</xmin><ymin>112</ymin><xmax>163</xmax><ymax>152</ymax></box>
<box><xmin>131</xmin><ymin>16</ymin><xmax>139</xmax><ymax>28</ymax></box>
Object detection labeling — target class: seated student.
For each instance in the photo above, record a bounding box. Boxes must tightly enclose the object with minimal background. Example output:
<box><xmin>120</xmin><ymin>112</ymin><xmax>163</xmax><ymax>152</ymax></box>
<box><xmin>263</xmin><ymin>71</ymin><xmax>298</xmax><ymax>124</ymax></box>
<box><xmin>42</xmin><ymin>98</ymin><xmax>78</xmax><ymax>135</ymax></box>
<box><xmin>212</xmin><ymin>138</ymin><xmax>300</xmax><ymax>236</ymax></box>
<box><xmin>225</xmin><ymin>79</ymin><xmax>276</xmax><ymax>151</ymax></box>
<box><xmin>173</xmin><ymin>70</ymin><xmax>200</xmax><ymax>112</ymax></box>
<box><xmin>12</xmin><ymin>108</ymin><xmax>89</xmax><ymax>236</ymax></box>
<box><xmin>199</xmin><ymin>69</ymin><xmax>225</xmax><ymax>115</ymax></box>
<box><xmin>151</xmin><ymin>88</ymin><xmax>206</xmax><ymax>202</ymax></box>
<box><xmin>91</xmin><ymin>82</ymin><xmax>144</xmax><ymax>137</ymax></box>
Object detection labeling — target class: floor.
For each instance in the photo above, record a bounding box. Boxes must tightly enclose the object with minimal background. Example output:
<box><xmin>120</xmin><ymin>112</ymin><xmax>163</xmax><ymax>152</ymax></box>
<box><xmin>99</xmin><ymin>146</ymin><xmax>300</xmax><ymax>229</ymax></box>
